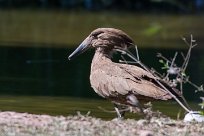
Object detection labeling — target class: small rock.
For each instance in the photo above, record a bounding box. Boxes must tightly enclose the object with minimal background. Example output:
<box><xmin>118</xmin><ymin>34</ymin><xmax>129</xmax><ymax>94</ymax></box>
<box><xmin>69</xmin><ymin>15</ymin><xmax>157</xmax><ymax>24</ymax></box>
<box><xmin>137</xmin><ymin>119</ymin><xmax>148</xmax><ymax>126</ymax></box>
<box><xmin>184</xmin><ymin>111</ymin><xmax>204</xmax><ymax>122</ymax></box>
<box><xmin>138</xmin><ymin>130</ymin><xmax>153</xmax><ymax>136</ymax></box>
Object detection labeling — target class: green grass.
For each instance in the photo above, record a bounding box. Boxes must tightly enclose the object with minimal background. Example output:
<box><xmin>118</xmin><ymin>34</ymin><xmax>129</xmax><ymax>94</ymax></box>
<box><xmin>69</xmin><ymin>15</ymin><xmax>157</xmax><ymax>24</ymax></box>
<box><xmin>0</xmin><ymin>9</ymin><xmax>204</xmax><ymax>48</ymax></box>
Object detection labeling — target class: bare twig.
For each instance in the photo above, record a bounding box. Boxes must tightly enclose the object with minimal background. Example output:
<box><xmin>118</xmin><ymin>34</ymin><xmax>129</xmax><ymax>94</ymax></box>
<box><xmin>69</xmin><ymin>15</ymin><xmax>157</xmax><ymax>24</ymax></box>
<box><xmin>116</xmin><ymin>48</ymin><xmax>191</xmax><ymax>112</ymax></box>
<box><xmin>150</xmin><ymin>67</ymin><xmax>165</xmax><ymax>78</ymax></box>
<box><xmin>180</xmin><ymin>35</ymin><xmax>197</xmax><ymax>73</ymax></box>
<box><xmin>119</xmin><ymin>60</ymin><xmax>137</xmax><ymax>64</ymax></box>
<box><xmin>164</xmin><ymin>52</ymin><xmax>178</xmax><ymax>79</ymax></box>
<box><xmin>116</xmin><ymin>35</ymin><xmax>203</xmax><ymax>113</ymax></box>
<box><xmin>157</xmin><ymin>53</ymin><xmax>171</xmax><ymax>64</ymax></box>
<box><xmin>98</xmin><ymin>106</ymin><xmax>130</xmax><ymax>113</ymax></box>
<box><xmin>134</xmin><ymin>45</ymin><xmax>140</xmax><ymax>61</ymax></box>
<box><xmin>116</xmin><ymin>48</ymin><xmax>152</xmax><ymax>73</ymax></box>
<box><xmin>157</xmin><ymin>35</ymin><xmax>203</xmax><ymax>93</ymax></box>
<box><xmin>77</xmin><ymin>111</ymin><xmax>91</xmax><ymax>116</ymax></box>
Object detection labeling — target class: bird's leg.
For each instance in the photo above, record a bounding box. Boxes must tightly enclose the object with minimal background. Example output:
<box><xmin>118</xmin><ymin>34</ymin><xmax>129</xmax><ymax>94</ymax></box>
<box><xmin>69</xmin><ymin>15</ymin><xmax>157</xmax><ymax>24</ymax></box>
<box><xmin>126</xmin><ymin>94</ymin><xmax>144</xmax><ymax>115</ymax></box>
<box><xmin>113</xmin><ymin>103</ymin><xmax>127</xmax><ymax>119</ymax></box>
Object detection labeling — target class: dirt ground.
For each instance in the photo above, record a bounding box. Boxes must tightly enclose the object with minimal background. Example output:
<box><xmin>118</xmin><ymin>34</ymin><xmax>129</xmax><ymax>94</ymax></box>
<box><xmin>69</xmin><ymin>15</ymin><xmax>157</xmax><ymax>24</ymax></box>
<box><xmin>0</xmin><ymin>111</ymin><xmax>204</xmax><ymax>136</ymax></box>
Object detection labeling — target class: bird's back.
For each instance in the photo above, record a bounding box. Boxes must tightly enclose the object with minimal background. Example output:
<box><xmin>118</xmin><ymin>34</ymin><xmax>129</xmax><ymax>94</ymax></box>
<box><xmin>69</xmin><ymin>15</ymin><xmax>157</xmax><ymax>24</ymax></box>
<box><xmin>90</xmin><ymin>55</ymin><xmax>172</xmax><ymax>105</ymax></box>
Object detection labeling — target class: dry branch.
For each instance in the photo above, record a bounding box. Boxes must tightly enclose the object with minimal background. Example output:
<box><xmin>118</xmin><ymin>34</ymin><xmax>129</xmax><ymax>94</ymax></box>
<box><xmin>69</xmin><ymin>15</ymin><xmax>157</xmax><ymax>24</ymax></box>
<box><xmin>116</xmin><ymin>35</ymin><xmax>203</xmax><ymax>113</ymax></box>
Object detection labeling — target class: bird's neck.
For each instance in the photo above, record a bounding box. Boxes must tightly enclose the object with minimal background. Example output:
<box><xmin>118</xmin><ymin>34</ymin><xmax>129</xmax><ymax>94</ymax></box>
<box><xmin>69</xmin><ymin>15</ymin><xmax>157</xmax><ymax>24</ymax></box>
<box><xmin>94</xmin><ymin>47</ymin><xmax>113</xmax><ymax>59</ymax></box>
<box><xmin>91</xmin><ymin>48</ymin><xmax>112</xmax><ymax>70</ymax></box>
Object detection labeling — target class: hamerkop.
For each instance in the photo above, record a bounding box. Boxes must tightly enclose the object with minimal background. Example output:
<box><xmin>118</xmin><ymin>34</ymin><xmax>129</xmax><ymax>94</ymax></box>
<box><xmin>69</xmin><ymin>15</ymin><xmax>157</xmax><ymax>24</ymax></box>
<box><xmin>68</xmin><ymin>28</ymin><xmax>190</xmax><ymax>118</ymax></box>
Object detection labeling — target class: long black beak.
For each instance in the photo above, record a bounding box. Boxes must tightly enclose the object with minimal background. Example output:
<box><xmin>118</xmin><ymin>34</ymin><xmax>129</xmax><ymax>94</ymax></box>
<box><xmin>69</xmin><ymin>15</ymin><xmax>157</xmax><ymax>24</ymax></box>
<box><xmin>68</xmin><ymin>38</ymin><xmax>90</xmax><ymax>60</ymax></box>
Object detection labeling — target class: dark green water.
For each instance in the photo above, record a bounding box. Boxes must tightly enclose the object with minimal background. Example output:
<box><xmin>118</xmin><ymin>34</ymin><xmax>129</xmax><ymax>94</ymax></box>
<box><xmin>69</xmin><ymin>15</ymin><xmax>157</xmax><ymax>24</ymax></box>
<box><xmin>0</xmin><ymin>45</ymin><xmax>203</xmax><ymax>119</ymax></box>
<box><xmin>0</xmin><ymin>45</ymin><xmax>203</xmax><ymax>99</ymax></box>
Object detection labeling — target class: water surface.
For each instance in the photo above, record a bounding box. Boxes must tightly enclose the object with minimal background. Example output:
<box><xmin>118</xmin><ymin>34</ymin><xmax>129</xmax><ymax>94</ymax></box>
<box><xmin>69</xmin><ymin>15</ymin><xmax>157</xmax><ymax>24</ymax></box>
<box><xmin>0</xmin><ymin>95</ymin><xmax>199</xmax><ymax>120</ymax></box>
<box><xmin>0</xmin><ymin>46</ymin><xmax>203</xmax><ymax>99</ymax></box>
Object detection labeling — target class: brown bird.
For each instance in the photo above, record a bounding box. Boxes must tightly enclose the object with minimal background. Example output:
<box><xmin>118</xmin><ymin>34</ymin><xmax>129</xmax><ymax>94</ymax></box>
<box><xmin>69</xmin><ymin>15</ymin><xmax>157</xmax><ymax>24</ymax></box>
<box><xmin>68</xmin><ymin>28</ymin><xmax>190</xmax><ymax>118</ymax></box>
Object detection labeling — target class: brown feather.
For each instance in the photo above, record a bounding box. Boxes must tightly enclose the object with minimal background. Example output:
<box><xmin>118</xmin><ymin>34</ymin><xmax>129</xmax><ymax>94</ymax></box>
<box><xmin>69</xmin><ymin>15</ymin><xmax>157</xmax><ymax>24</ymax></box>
<box><xmin>90</xmin><ymin>51</ymin><xmax>172</xmax><ymax>106</ymax></box>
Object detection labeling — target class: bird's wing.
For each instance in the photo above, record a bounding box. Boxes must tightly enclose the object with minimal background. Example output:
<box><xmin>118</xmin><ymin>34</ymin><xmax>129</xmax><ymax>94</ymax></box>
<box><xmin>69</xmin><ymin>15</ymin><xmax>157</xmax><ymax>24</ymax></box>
<box><xmin>90</xmin><ymin>62</ymin><xmax>171</xmax><ymax>100</ymax></box>
<box><xmin>120</xmin><ymin>63</ymin><xmax>190</xmax><ymax>109</ymax></box>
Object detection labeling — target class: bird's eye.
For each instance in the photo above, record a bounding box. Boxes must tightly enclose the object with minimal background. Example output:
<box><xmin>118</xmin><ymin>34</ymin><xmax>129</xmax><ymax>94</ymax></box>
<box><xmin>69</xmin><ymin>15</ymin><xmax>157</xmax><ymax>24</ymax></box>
<box><xmin>92</xmin><ymin>31</ymin><xmax>104</xmax><ymax>37</ymax></box>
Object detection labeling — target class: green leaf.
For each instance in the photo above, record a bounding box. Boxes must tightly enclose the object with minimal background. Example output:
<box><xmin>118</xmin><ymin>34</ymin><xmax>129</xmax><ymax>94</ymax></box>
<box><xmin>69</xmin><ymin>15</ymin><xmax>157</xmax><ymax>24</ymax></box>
<box><xmin>181</xmin><ymin>72</ymin><xmax>186</xmax><ymax>76</ymax></box>
<box><xmin>199</xmin><ymin>102</ymin><xmax>204</xmax><ymax>107</ymax></box>
<box><xmin>164</xmin><ymin>62</ymin><xmax>169</xmax><ymax>69</ymax></box>
<box><xmin>161</xmin><ymin>66</ymin><xmax>168</xmax><ymax>70</ymax></box>
<box><xmin>199</xmin><ymin>111</ymin><xmax>204</xmax><ymax>116</ymax></box>
<box><xmin>159</xmin><ymin>59</ymin><xmax>164</xmax><ymax>63</ymax></box>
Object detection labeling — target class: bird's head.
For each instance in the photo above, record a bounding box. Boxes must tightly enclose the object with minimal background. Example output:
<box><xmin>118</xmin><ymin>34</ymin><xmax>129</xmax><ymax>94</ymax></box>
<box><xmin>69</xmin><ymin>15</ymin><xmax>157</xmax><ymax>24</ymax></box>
<box><xmin>68</xmin><ymin>28</ymin><xmax>135</xmax><ymax>60</ymax></box>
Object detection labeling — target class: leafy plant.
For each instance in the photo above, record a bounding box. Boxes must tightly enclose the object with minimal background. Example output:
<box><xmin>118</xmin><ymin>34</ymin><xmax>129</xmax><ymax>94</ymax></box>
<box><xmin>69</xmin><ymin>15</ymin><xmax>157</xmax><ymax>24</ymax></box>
<box><xmin>117</xmin><ymin>35</ymin><xmax>203</xmax><ymax>115</ymax></box>
<box><xmin>199</xmin><ymin>97</ymin><xmax>204</xmax><ymax>115</ymax></box>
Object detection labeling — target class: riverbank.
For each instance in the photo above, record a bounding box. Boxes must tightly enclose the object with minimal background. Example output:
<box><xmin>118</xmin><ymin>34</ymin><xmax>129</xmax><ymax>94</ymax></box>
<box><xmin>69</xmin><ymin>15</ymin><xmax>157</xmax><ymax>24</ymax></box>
<box><xmin>0</xmin><ymin>111</ymin><xmax>203</xmax><ymax>136</ymax></box>
<box><xmin>0</xmin><ymin>9</ymin><xmax>204</xmax><ymax>48</ymax></box>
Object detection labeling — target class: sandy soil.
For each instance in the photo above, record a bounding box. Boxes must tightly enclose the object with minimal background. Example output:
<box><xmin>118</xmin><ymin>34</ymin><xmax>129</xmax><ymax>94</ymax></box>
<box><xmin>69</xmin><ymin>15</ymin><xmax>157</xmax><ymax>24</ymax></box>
<box><xmin>0</xmin><ymin>111</ymin><xmax>204</xmax><ymax>136</ymax></box>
